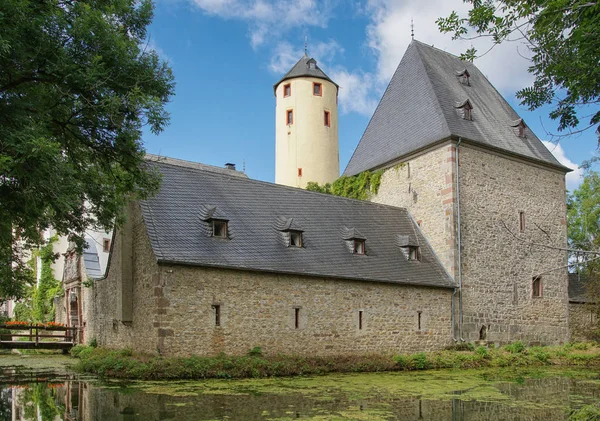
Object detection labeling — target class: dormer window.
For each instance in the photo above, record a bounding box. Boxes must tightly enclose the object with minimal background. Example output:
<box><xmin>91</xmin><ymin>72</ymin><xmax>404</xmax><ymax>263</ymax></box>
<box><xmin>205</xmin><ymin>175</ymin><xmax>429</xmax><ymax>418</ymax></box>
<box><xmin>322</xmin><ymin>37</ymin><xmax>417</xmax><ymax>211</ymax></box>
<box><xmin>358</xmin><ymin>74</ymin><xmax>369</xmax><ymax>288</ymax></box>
<box><xmin>307</xmin><ymin>58</ymin><xmax>317</xmax><ymax>69</ymax></box>
<box><xmin>403</xmin><ymin>246</ymin><xmax>420</xmax><ymax>261</ymax></box>
<box><xmin>313</xmin><ymin>82</ymin><xmax>322</xmax><ymax>96</ymax></box>
<box><xmin>397</xmin><ymin>234</ymin><xmax>421</xmax><ymax>261</ymax></box>
<box><xmin>289</xmin><ymin>230</ymin><xmax>303</xmax><ymax>247</ymax></box>
<box><xmin>283</xmin><ymin>83</ymin><xmax>291</xmax><ymax>97</ymax></box>
<box><xmin>456</xmin><ymin>69</ymin><xmax>470</xmax><ymax>86</ymax></box>
<box><xmin>455</xmin><ymin>99</ymin><xmax>473</xmax><ymax>121</ymax></box>
<box><xmin>353</xmin><ymin>239</ymin><xmax>365</xmax><ymax>255</ymax></box>
<box><xmin>511</xmin><ymin>119</ymin><xmax>527</xmax><ymax>138</ymax></box>
<box><xmin>212</xmin><ymin>219</ymin><xmax>228</xmax><ymax>238</ymax></box>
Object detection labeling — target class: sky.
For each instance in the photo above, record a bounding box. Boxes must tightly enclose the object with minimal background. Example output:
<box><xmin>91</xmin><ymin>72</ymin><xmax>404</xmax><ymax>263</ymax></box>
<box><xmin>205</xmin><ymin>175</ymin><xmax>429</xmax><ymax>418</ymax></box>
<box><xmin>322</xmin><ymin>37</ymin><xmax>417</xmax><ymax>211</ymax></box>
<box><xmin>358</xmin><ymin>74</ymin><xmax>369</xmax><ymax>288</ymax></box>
<box><xmin>142</xmin><ymin>0</ymin><xmax>597</xmax><ymax>191</ymax></box>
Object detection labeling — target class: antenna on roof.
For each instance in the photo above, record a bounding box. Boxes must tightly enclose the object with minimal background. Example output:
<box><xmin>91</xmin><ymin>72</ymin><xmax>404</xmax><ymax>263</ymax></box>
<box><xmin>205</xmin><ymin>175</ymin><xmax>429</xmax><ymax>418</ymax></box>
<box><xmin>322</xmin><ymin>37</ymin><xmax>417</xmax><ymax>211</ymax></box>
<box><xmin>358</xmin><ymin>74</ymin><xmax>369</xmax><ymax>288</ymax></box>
<box><xmin>411</xmin><ymin>18</ymin><xmax>414</xmax><ymax>39</ymax></box>
<box><xmin>243</xmin><ymin>160</ymin><xmax>246</xmax><ymax>173</ymax></box>
<box><xmin>304</xmin><ymin>35</ymin><xmax>308</xmax><ymax>56</ymax></box>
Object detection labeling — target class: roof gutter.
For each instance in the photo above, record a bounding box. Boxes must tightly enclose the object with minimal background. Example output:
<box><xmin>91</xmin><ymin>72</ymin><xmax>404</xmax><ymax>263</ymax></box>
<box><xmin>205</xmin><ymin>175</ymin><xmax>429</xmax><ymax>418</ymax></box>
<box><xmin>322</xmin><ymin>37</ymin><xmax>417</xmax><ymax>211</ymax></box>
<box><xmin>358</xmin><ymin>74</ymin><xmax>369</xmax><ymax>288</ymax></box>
<box><xmin>456</xmin><ymin>137</ymin><xmax>465</xmax><ymax>342</ymax></box>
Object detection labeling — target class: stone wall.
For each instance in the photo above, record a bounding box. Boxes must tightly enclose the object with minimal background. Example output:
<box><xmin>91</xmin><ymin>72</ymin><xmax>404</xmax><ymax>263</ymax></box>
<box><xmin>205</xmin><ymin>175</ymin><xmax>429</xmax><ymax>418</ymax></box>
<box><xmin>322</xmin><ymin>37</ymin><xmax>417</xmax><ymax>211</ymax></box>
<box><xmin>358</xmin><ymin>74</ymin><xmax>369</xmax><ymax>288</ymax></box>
<box><xmin>372</xmin><ymin>142</ymin><xmax>570</xmax><ymax>345</ymax></box>
<box><xmin>86</xmin><ymin>204</ymin><xmax>454</xmax><ymax>356</ymax></box>
<box><xmin>569</xmin><ymin>303</ymin><xmax>597</xmax><ymax>342</ymax></box>
<box><xmin>459</xmin><ymin>145</ymin><xmax>569</xmax><ymax>344</ymax></box>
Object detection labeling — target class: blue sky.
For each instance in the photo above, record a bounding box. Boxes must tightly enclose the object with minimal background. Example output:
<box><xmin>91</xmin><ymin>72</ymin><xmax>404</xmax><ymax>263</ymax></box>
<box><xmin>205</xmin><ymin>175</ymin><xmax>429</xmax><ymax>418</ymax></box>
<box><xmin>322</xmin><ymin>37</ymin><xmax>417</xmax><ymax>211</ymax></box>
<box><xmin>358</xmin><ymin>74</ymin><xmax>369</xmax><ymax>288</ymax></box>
<box><xmin>142</xmin><ymin>0</ymin><xmax>597</xmax><ymax>191</ymax></box>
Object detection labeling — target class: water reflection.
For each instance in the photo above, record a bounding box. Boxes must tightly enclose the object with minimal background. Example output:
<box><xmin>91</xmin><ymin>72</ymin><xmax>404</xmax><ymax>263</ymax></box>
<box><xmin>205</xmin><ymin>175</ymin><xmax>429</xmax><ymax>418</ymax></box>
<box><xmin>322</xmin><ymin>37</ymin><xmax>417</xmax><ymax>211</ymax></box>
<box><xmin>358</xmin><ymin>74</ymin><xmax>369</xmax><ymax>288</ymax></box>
<box><xmin>0</xmin><ymin>367</ymin><xmax>599</xmax><ymax>420</ymax></box>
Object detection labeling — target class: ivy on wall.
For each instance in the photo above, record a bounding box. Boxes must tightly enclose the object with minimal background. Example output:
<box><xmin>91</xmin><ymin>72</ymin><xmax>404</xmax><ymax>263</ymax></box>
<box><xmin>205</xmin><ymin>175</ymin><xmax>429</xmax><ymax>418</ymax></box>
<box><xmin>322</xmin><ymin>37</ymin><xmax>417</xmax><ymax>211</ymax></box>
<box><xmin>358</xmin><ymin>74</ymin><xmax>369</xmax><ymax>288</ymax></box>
<box><xmin>305</xmin><ymin>169</ymin><xmax>386</xmax><ymax>200</ymax></box>
<box><xmin>13</xmin><ymin>236</ymin><xmax>62</xmax><ymax>323</ymax></box>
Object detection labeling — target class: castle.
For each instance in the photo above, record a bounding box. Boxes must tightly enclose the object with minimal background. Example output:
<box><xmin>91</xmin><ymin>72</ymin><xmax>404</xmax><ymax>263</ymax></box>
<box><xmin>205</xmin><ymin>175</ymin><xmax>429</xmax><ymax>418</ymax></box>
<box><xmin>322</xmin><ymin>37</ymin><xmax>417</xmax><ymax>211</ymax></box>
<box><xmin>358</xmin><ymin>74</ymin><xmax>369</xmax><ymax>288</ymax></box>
<box><xmin>58</xmin><ymin>40</ymin><xmax>575</xmax><ymax>355</ymax></box>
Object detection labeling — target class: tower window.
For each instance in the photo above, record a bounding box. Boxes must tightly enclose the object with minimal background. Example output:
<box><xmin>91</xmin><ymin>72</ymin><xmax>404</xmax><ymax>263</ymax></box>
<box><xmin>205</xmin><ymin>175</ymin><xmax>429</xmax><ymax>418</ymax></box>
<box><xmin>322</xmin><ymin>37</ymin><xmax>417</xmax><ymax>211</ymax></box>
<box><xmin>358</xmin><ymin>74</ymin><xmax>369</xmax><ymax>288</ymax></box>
<box><xmin>324</xmin><ymin>111</ymin><xmax>330</xmax><ymax>127</ymax></box>
<box><xmin>289</xmin><ymin>230</ymin><xmax>303</xmax><ymax>247</ymax></box>
<box><xmin>294</xmin><ymin>308</ymin><xmax>300</xmax><ymax>329</ymax></box>
<box><xmin>417</xmin><ymin>311</ymin><xmax>422</xmax><ymax>330</ymax></box>
<box><xmin>286</xmin><ymin>109</ymin><xmax>293</xmax><ymax>125</ymax></box>
<box><xmin>532</xmin><ymin>277</ymin><xmax>542</xmax><ymax>298</ymax></box>
<box><xmin>298</xmin><ymin>168</ymin><xmax>302</xmax><ymax>177</ymax></box>
<box><xmin>313</xmin><ymin>82</ymin><xmax>322</xmax><ymax>96</ymax></box>
<box><xmin>353</xmin><ymin>239</ymin><xmax>365</xmax><ymax>255</ymax></box>
<box><xmin>358</xmin><ymin>310</ymin><xmax>363</xmax><ymax>330</ymax></box>
<box><xmin>212</xmin><ymin>304</ymin><xmax>221</xmax><ymax>326</ymax></box>
<box><xmin>212</xmin><ymin>220</ymin><xmax>228</xmax><ymax>238</ymax></box>
<box><xmin>283</xmin><ymin>83</ymin><xmax>291</xmax><ymax>97</ymax></box>
<box><xmin>519</xmin><ymin>211</ymin><xmax>525</xmax><ymax>232</ymax></box>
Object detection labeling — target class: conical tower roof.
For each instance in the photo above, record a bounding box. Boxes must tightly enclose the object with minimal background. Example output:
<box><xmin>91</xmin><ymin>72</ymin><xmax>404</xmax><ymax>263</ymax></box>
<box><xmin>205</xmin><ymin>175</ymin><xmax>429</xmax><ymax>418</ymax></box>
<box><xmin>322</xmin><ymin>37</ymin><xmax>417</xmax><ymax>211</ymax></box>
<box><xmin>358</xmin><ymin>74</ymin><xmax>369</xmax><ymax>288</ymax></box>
<box><xmin>274</xmin><ymin>55</ymin><xmax>338</xmax><ymax>94</ymax></box>
<box><xmin>344</xmin><ymin>40</ymin><xmax>569</xmax><ymax>176</ymax></box>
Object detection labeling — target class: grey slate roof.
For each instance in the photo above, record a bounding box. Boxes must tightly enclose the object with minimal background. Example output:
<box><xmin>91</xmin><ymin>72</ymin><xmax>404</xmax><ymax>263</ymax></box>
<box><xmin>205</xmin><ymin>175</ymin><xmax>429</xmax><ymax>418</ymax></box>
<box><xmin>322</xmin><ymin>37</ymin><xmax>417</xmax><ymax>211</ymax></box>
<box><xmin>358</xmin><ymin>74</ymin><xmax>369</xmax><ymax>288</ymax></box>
<box><xmin>274</xmin><ymin>55</ymin><xmax>338</xmax><ymax>93</ymax></box>
<box><xmin>569</xmin><ymin>273</ymin><xmax>594</xmax><ymax>303</ymax></box>
<box><xmin>139</xmin><ymin>158</ymin><xmax>455</xmax><ymax>289</ymax></box>
<box><xmin>344</xmin><ymin>40</ymin><xmax>569</xmax><ymax>176</ymax></box>
<box><xmin>82</xmin><ymin>238</ymin><xmax>103</xmax><ymax>280</ymax></box>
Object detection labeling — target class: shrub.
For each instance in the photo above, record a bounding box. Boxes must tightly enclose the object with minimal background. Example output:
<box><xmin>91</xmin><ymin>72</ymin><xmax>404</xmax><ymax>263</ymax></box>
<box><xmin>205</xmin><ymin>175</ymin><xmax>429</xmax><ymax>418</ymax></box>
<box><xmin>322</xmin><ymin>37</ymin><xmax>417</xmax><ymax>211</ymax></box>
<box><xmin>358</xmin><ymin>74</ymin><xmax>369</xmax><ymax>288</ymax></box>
<box><xmin>504</xmin><ymin>341</ymin><xmax>525</xmax><ymax>354</ymax></box>
<box><xmin>394</xmin><ymin>355</ymin><xmax>408</xmax><ymax>369</ymax></box>
<box><xmin>247</xmin><ymin>346</ymin><xmax>263</xmax><ymax>357</ymax></box>
<box><xmin>476</xmin><ymin>346</ymin><xmax>489</xmax><ymax>358</ymax></box>
<box><xmin>408</xmin><ymin>352</ymin><xmax>429</xmax><ymax>370</ymax></box>
<box><xmin>88</xmin><ymin>338</ymin><xmax>98</xmax><ymax>348</ymax></box>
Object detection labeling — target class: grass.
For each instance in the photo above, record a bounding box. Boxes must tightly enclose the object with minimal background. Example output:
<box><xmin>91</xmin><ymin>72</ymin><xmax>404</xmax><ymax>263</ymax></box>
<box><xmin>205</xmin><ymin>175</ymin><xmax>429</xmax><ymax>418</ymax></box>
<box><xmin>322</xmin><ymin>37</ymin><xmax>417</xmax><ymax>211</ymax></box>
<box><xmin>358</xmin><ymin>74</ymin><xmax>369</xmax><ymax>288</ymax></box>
<box><xmin>70</xmin><ymin>341</ymin><xmax>600</xmax><ymax>380</ymax></box>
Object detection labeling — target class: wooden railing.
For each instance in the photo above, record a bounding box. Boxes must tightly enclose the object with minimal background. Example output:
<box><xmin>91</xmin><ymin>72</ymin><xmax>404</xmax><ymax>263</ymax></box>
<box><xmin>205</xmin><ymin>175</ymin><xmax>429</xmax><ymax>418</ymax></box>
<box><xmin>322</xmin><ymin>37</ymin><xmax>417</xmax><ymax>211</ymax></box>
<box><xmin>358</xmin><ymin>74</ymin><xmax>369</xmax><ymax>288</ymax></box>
<box><xmin>0</xmin><ymin>324</ymin><xmax>77</xmax><ymax>351</ymax></box>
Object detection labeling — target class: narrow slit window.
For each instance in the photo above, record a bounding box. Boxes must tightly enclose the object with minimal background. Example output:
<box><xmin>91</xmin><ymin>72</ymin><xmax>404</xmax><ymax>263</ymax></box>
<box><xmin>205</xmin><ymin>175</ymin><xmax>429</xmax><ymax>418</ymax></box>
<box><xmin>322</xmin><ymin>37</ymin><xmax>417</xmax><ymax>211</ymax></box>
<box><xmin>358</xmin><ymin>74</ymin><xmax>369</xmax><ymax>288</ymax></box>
<box><xmin>298</xmin><ymin>168</ymin><xmax>302</xmax><ymax>177</ymax></box>
<box><xmin>289</xmin><ymin>231</ymin><xmax>303</xmax><ymax>247</ymax></box>
<box><xmin>212</xmin><ymin>305</ymin><xmax>221</xmax><ymax>326</ymax></box>
<box><xmin>212</xmin><ymin>220</ymin><xmax>228</xmax><ymax>238</ymax></box>
<box><xmin>324</xmin><ymin>110</ymin><xmax>330</xmax><ymax>127</ymax></box>
<box><xmin>294</xmin><ymin>308</ymin><xmax>300</xmax><ymax>329</ymax></box>
<box><xmin>283</xmin><ymin>83</ymin><xmax>291</xmax><ymax>97</ymax></box>
<box><xmin>417</xmin><ymin>311</ymin><xmax>422</xmax><ymax>330</ymax></box>
<box><xmin>286</xmin><ymin>109</ymin><xmax>293</xmax><ymax>125</ymax></box>
<box><xmin>354</xmin><ymin>239</ymin><xmax>365</xmax><ymax>255</ymax></box>
<box><xmin>407</xmin><ymin>162</ymin><xmax>411</xmax><ymax>178</ymax></box>
<box><xmin>519</xmin><ymin>211</ymin><xmax>525</xmax><ymax>232</ymax></box>
<box><xmin>358</xmin><ymin>310</ymin><xmax>363</xmax><ymax>330</ymax></box>
<box><xmin>313</xmin><ymin>82</ymin><xmax>322</xmax><ymax>96</ymax></box>
<box><xmin>532</xmin><ymin>277</ymin><xmax>542</xmax><ymax>298</ymax></box>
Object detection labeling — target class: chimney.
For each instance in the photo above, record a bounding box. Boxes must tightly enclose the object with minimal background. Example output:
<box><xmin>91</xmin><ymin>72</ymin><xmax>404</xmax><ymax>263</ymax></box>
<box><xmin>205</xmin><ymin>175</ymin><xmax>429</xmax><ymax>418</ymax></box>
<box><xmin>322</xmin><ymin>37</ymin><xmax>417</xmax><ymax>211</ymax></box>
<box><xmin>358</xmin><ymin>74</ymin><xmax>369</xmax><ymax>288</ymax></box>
<box><xmin>224</xmin><ymin>163</ymin><xmax>236</xmax><ymax>171</ymax></box>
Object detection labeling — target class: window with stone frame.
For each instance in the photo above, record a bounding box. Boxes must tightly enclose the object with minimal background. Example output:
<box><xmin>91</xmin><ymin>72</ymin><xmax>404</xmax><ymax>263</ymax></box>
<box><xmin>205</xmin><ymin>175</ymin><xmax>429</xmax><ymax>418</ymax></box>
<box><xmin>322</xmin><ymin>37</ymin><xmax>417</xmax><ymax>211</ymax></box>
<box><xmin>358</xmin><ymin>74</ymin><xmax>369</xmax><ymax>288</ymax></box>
<box><xmin>532</xmin><ymin>277</ymin><xmax>542</xmax><ymax>298</ymax></box>
<box><xmin>283</xmin><ymin>83</ymin><xmax>291</xmax><ymax>97</ymax></box>
<box><xmin>313</xmin><ymin>82</ymin><xmax>322</xmax><ymax>96</ymax></box>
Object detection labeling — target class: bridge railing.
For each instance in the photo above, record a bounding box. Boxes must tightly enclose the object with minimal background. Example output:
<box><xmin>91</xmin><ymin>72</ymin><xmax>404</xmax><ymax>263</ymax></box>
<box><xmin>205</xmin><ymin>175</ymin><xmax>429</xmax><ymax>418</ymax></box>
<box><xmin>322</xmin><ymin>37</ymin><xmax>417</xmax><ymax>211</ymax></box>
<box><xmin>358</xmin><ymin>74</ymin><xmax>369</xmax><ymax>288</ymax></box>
<box><xmin>0</xmin><ymin>324</ymin><xmax>78</xmax><ymax>350</ymax></box>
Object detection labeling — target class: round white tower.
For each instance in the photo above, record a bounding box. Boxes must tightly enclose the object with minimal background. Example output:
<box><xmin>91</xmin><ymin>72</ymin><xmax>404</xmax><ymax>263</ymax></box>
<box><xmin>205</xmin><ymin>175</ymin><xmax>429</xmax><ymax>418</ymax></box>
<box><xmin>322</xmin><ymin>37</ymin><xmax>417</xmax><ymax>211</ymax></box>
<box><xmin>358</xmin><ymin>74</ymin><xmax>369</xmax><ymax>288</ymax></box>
<box><xmin>274</xmin><ymin>55</ymin><xmax>339</xmax><ymax>188</ymax></box>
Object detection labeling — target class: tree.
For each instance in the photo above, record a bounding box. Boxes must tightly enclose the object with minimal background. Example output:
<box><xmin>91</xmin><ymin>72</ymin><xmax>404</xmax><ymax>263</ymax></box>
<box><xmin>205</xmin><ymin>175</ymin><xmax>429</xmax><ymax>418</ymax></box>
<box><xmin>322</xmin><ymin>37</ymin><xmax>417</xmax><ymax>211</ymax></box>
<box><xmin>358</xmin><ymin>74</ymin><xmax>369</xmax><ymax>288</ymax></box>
<box><xmin>437</xmin><ymin>0</ymin><xmax>600</xmax><ymax>142</ymax></box>
<box><xmin>0</xmin><ymin>0</ymin><xmax>175</xmax><ymax>297</ymax></box>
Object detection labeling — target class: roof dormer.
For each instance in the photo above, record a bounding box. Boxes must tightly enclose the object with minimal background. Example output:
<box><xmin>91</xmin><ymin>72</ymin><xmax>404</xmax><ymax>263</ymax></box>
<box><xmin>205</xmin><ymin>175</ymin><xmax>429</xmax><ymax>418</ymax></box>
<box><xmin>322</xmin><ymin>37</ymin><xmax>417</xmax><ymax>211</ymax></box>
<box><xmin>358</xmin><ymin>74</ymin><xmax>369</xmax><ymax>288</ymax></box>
<box><xmin>199</xmin><ymin>205</ymin><xmax>230</xmax><ymax>239</ymax></box>
<box><xmin>275</xmin><ymin>217</ymin><xmax>304</xmax><ymax>248</ymax></box>
<box><xmin>342</xmin><ymin>227</ymin><xmax>366</xmax><ymax>255</ymax></box>
<box><xmin>455</xmin><ymin>69</ymin><xmax>470</xmax><ymax>86</ymax></box>
<box><xmin>397</xmin><ymin>234</ymin><xmax>421</xmax><ymax>261</ymax></box>
<box><xmin>511</xmin><ymin>118</ymin><xmax>527</xmax><ymax>138</ymax></box>
<box><xmin>455</xmin><ymin>99</ymin><xmax>473</xmax><ymax>121</ymax></box>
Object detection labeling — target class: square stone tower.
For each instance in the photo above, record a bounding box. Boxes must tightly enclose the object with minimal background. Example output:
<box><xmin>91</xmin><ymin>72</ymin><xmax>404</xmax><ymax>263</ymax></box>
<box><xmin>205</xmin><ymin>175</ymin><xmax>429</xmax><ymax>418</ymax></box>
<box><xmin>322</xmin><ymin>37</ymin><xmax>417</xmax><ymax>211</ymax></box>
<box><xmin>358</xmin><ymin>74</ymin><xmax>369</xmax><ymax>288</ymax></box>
<box><xmin>345</xmin><ymin>40</ymin><xmax>571</xmax><ymax>344</ymax></box>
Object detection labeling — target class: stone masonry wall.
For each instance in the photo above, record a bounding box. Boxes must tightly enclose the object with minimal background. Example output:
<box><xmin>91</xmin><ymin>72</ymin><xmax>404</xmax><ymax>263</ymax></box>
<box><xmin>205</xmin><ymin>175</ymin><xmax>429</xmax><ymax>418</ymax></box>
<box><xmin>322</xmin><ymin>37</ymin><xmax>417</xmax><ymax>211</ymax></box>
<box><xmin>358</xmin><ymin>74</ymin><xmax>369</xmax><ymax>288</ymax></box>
<box><xmin>371</xmin><ymin>142</ymin><xmax>569</xmax><ymax>345</ymax></box>
<box><xmin>458</xmin><ymin>145</ymin><xmax>569</xmax><ymax>344</ymax></box>
<box><xmin>569</xmin><ymin>303</ymin><xmax>597</xmax><ymax>342</ymax></box>
<box><xmin>85</xmin><ymin>204</ymin><xmax>454</xmax><ymax>356</ymax></box>
<box><xmin>371</xmin><ymin>143</ymin><xmax>458</xmax><ymax>278</ymax></box>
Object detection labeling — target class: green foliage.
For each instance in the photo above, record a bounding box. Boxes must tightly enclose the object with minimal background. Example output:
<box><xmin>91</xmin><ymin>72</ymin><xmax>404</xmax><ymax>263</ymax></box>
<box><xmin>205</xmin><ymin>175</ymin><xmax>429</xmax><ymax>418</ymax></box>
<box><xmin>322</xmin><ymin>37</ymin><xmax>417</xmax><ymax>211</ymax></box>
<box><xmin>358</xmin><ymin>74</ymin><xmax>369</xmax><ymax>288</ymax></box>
<box><xmin>21</xmin><ymin>383</ymin><xmax>64</xmax><ymax>421</ymax></box>
<box><xmin>504</xmin><ymin>341</ymin><xmax>526</xmax><ymax>354</ymax></box>
<box><xmin>437</xmin><ymin>0</ymin><xmax>600</xmax><ymax>141</ymax></box>
<box><xmin>247</xmin><ymin>346</ymin><xmax>263</xmax><ymax>357</ymax></box>
<box><xmin>0</xmin><ymin>0</ymin><xmax>174</xmax><ymax>297</ymax></box>
<box><xmin>306</xmin><ymin>169</ymin><xmax>385</xmax><ymax>200</ymax></box>
<box><xmin>13</xmin><ymin>236</ymin><xmax>61</xmax><ymax>323</ymax></box>
<box><xmin>569</xmin><ymin>404</ymin><xmax>600</xmax><ymax>421</ymax></box>
<box><xmin>476</xmin><ymin>346</ymin><xmax>489</xmax><ymax>358</ymax></box>
<box><xmin>88</xmin><ymin>337</ymin><xmax>98</xmax><ymax>348</ymax></box>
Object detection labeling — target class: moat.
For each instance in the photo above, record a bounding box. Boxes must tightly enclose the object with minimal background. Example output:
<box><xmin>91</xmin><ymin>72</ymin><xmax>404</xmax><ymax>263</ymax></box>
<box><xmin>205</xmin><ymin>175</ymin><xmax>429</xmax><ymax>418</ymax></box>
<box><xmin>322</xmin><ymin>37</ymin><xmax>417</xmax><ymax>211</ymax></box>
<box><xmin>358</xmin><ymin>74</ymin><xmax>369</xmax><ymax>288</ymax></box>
<box><xmin>0</xmin><ymin>355</ymin><xmax>599</xmax><ymax>420</ymax></box>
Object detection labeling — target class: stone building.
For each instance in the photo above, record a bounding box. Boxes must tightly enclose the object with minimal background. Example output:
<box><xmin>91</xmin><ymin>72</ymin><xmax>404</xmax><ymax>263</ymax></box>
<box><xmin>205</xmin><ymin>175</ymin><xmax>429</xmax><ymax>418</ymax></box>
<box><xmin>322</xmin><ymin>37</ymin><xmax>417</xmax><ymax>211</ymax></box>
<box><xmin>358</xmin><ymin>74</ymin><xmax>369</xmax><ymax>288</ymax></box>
<box><xmin>61</xmin><ymin>40</ymin><xmax>575</xmax><ymax>354</ymax></box>
<box><xmin>568</xmin><ymin>273</ymin><xmax>597</xmax><ymax>341</ymax></box>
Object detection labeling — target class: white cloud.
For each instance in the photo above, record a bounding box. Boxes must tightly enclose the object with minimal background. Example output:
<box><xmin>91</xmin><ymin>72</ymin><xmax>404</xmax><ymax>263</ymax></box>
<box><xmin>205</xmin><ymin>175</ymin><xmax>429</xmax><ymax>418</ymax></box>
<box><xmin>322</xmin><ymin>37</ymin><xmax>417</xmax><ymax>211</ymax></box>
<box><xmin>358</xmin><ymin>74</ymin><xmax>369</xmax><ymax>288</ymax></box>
<box><xmin>191</xmin><ymin>0</ymin><xmax>333</xmax><ymax>48</ymax></box>
<box><xmin>542</xmin><ymin>141</ymin><xmax>583</xmax><ymax>191</ymax></box>
<box><xmin>330</xmin><ymin>69</ymin><xmax>378</xmax><ymax>116</ymax></box>
<box><xmin>269</xmin><ymin>39</ymin><xmax>343</xmax><ymax>74</ymax></box>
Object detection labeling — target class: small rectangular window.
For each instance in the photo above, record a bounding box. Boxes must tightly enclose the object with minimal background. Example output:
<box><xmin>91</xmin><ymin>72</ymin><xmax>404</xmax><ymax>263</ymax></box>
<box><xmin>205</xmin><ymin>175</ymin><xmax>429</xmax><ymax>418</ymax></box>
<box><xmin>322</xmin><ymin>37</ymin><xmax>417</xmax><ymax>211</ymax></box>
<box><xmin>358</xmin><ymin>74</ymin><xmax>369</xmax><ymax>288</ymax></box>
<box><xmin>402</xmin><ymin>246</ymin><xmax>420</xmax><ymax>261</ymax></box>
<box><xmin>407</xmin><ymin>162</ymin><xmax>410</xmax><ymax>178</ymax></box>
<box><xmin>294</xmin><ymin>308</ymin><xmax>300</xmax><ymax>329</ymax></box>
<box><xmin>354</xmin><ymin>239</ymin><xmax>365</xmax><ymax>254</ymax></box>
<box><xmin>313</xmin><ymin>82</ymin><xmax>322</xmax><ymax>96</ymax></box>
<box><xmin>212</xmin><ymin>304</ymin><xmax>221</xmax><ymax>326</ymax></box>
<box><xmin>532</xmin><ymin>277</ymin><xmax>542</xmax><ymax>298</ymax></box>
<box><xmin>324</xmin><ymin>110</ymin><xmax>330</xmax><ymax>127</ymax></box>
<box><xmin>102</xmin><ymin>238</ymin><xmax>111</xmax><ymax>252</ymax></box>
<box><xmin>212</xmin><ymin>220</ymin><xmax>227</xmax><ymax>238</ymax></box>
<box><xmin>283</xmin><ymin>83</ymin><xmax>291</xmax><ymax>97</ymax></box>
<box><xmin>289</xmin><ymin>231</ymin><xmax>302</xmax><ymax>247</ymax></box>
<box><xmin>417</xmin><ymin>311</ymin><xmax>422</xmax><ymax>330</ymax></box>
<box><xmin>358</xmin><ymin>310</ymin><xmax>363</xmax><ymax>330</ymax></box>
<box><xmin>298</xmin><ymin>168</ymin><xmax>302</xmax><ymax>177</ymax></box>
<box><xmin>286</xmin><ymin>109</ymin><xmax>293</xmax><ymax>125</ymax></box>
<box><xmin>519</xmin><ymin>211</ymin><xmax>525</xmax><ymax>232</ymax></box>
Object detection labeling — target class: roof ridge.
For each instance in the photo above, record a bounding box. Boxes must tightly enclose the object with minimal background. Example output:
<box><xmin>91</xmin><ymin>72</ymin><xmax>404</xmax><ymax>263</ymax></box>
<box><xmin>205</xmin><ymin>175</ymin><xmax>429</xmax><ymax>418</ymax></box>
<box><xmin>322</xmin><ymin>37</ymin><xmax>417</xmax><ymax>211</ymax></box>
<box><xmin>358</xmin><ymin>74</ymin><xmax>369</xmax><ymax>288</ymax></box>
<box><xmin>145</xmin><ymin>154</ymin><xmax>248</xmax><ymax>178</ymax></box>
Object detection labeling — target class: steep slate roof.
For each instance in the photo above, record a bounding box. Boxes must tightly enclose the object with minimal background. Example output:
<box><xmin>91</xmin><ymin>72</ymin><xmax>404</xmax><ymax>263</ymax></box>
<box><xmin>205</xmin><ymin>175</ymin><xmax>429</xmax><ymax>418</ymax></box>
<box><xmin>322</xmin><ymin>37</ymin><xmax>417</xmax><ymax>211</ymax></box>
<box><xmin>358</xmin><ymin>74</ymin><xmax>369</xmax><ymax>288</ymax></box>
<box><xmin>569</xmin><ymin>273</ymin><xmax>594</xmax><ymax>303</ymax></box>
<box><xmin>139</xmin><ymin>158</ymin><xmax>455</xmax><ymax>289</ymax></box>
<box><xmin>273</xmin><ymin>55</ymin><xmax>338</xmax><ymax>94</ymax></box>
<box><xmin>345</xmin><ymin>40</ymin><xmax>569</xmax><ymax>176</ymax></box>
<box><xmin>82</xmin><ymin>238</ymin><xmax>103</xmax><ymax>279</ymax></box>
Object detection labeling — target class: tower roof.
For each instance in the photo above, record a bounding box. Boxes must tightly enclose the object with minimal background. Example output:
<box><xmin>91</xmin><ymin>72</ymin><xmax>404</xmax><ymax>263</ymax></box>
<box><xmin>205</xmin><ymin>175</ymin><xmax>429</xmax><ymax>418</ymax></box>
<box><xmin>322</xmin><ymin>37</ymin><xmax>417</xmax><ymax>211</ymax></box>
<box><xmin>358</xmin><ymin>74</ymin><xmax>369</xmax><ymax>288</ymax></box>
<box><xmin>274</xmin><ymin>55</ymin><xmax>338</xmax><ymax>94</ymax></box>
<box><xmin>344</xmin><ymin>40</ymin><xmax>570</xmax><ymax>176</ymax></box>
